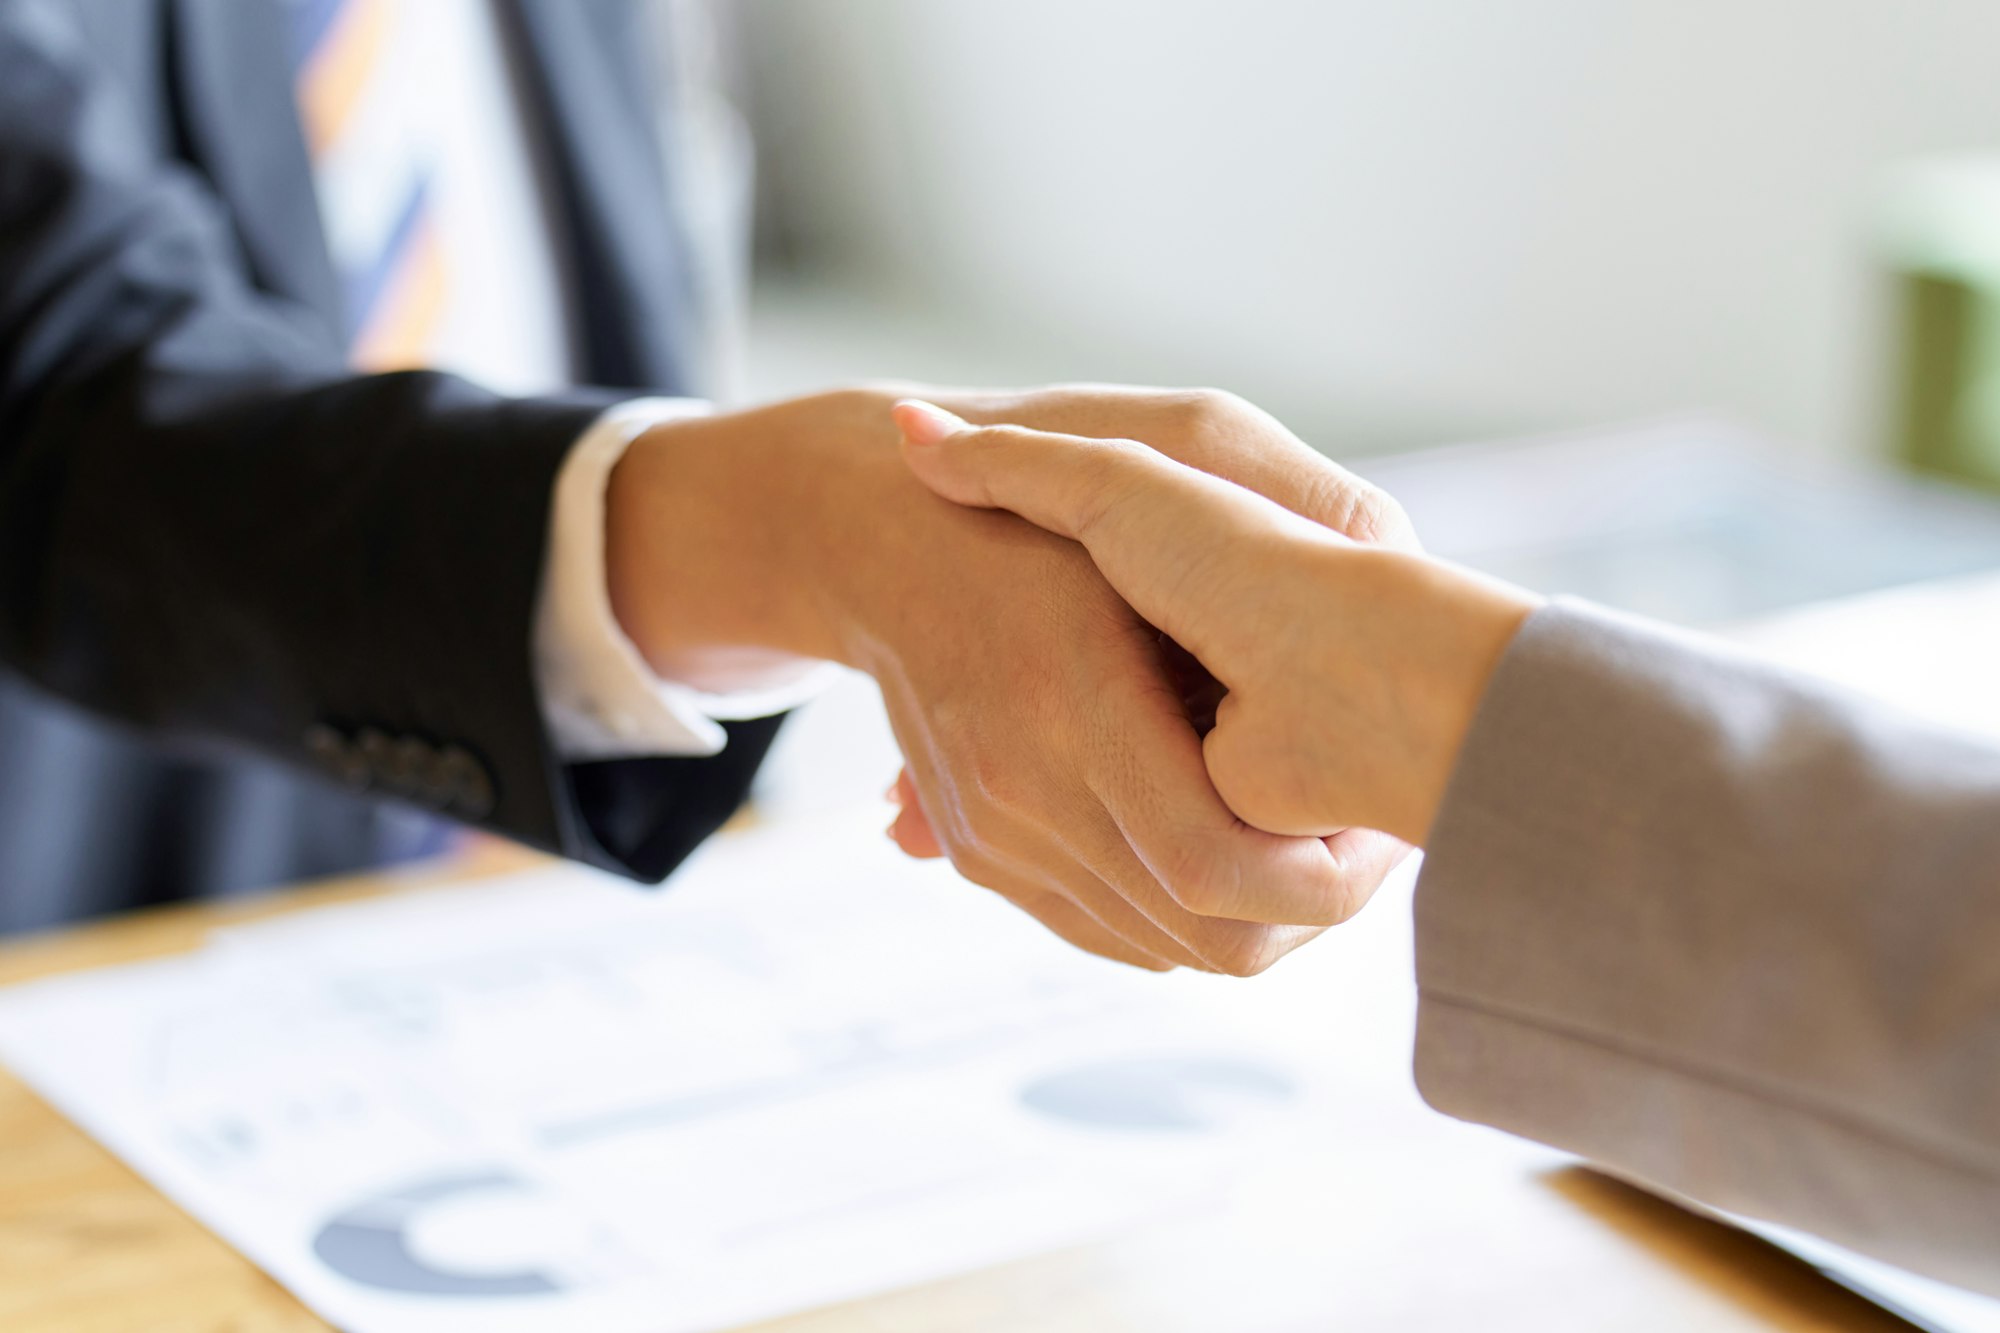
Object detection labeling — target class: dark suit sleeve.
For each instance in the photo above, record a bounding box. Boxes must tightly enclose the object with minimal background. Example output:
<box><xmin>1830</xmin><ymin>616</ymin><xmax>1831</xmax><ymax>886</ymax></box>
<box><xmin>0</xmin><ymin>3</ymin><xmax>775</xmax><ymax>880</ymax></box>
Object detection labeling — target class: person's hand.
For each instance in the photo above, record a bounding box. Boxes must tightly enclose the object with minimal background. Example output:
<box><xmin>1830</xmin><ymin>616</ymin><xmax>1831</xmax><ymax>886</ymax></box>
<box><xmin>893</xmin><ymin>402</ymin><xmax>1541</xmax><ymax>860</ymax></box>
<box><xmin>604</xmin><ymin>385</ymin><xmax>1414</xmax><ymax>974</ymax></box>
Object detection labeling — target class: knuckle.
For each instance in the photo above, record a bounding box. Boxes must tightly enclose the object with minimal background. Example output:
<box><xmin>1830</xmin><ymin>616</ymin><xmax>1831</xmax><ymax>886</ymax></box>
<box><xmin>945</xmin><ymin>846</ymin><xmax>1010</xmax><ymax>892</ymax></box>
<box><xmin>1086</xmin><ymin>436</ymin><xmax>1150</xmax><ymax>480</ymax></box>
<box><xmin>955</xmin><ymin>804</ymin><xmax>1011</xmax><ymax>859</ymax></box>
<box><xmin>971</xmin><ymin>422</ymin><xmax>1038</xmax><ymax>450</ymax></box>
<box><xmin>1199</xmin><ymin>386</ymin><xmax>1252</xmax><ymax>422</ymax></box>
<box><xmin>1145</xmin><ymin>387</ymin><xmax>1281</xmax><ymax>474</ymax></box>
<box><xmin>1169</xmin><ymin>387</ymin><xmax>1245</xmax><ymax>435</ymax></box>
<box><xmin>1316</xmin><ymin>833</ymin><xmax>1408</xmax><ymax>924</ymax></box>
<box><xmin>1310</xmin><ymin>877</ymin><xmax>1366</xmax><ymax>928</ymax></box>
<box><xmin>1067</xmin><ymin>441</ymin><xmax>1147</xmax><ymax>537</ymax></box>
<box><xmin>1153</xmin><ymin>835</ymin><xmax>1236</xmax><ymax>917</ymax></box>
<box><xmin>923</xmin><ymin>777</ymin><xmax>1006</xmax><ymax>868</ymax></box>
<box><xmin>1197</xmin><ymin>924</ymin><xmax>1285</xmax><ymax>978</ymax></box>
<box><xmin>1166</xmin><ymin>870</ymin><xmax>1226</xmax><ymax>919</ymax></box>
<box><xmin>959</xmin><ymin>744</ymin><xmax>1026</xmax><ymax>816</ymax></box>
<box><xmin>1334</xmin><ymin>481</ymin><xmax>1414</xmax><ymax>548</ymax></box>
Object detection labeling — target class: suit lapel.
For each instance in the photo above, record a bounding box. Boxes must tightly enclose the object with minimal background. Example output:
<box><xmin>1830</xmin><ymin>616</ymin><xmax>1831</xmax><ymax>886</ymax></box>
<box><xmin>498</xmin><ymin>0</ymin><xmax>695</xmax><ymax>392</ymax></box>
<box><xmin>167</xmin><ymin>0</ymin><xmax>343</xmax><ymax>327</ymax></box>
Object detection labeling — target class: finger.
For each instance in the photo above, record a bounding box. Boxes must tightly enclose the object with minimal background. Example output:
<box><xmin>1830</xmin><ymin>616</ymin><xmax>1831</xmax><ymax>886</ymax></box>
<box><xmin>981</xmin><ymin>874</ymin><xmax>1179</xmax><ymax>973</ymax></box>
<box><xmin>888</xmin><ymin>717</ymin><xmax>1212</xmax><ymax>969</ymax></box>
<box><xmin>1141</xmin><ymin>397</ymin><xmax>1419</xmax><ymax>552</ymax></box>
<box><xmin>923</xmin><ymin>386</ymin><xmax>1418</xmax><ymax>550</ymax></box>
<box><xmin>895</xmin><ymin>402</ymin><xmax>1330</xmax><ymax>664</ymax></box>
<box><xmin>948</xmin><ymin>834</ymin><xmax>1206</xmax><ymax>970</ymax></box>
<box><xmin>1044</xmin><ymin>856</ymin><xmax>1223</xmax><ymax>973</ymax></box>
<box><xmin>887</xmin><ymin>803</ymin><xmax>945</xmax><ymax>859</ymax></box>
<box><xmin>1067</xmin><ymin>811</ymin><xmax>1323</xmax><ymax>975</ymax></box>
<box><xmin>1094</xmin><ymin>646</ymin><xmax>1380</xmax><ymax>930</ymax></box>
<box><xmin>1319</xmin><ymin>827</ymin><xmax>1415</xmax><ymax>917</ymax></box>
<box><xmin>887</xmin><ymin>768</ymin><xmax>946</xmax><ymax>858</ymax></box>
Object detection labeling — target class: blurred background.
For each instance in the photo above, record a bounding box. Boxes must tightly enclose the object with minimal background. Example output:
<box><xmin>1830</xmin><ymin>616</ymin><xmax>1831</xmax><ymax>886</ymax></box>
<box><xmin>718</xmin><ymin>0</ymin><xmax>2000</xmax><ymax>472</ymax></box>
<box><xmin>14</xmin><ymin>8</ymin><xmax>2000</xmax><ymax>1327</ymax></box>
<box><xmin>713</xmin><ymin>0</ymin><xmax>2000</xmax><ymax>820</ymax></box>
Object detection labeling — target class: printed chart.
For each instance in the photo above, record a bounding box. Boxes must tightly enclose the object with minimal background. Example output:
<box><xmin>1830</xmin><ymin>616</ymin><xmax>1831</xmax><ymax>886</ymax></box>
<box><xmin>0</xmin><ymin>815</ymin><xmax>1319</xmax><ymax>1333</ymax></box>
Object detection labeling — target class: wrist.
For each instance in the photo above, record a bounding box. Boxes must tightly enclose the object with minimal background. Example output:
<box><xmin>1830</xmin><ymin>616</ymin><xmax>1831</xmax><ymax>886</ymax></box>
<box><xmin>604</xmin><ymin>411</ymin><xmax>848</xmax><ymax>684</ymax></box>
<box><xmin>1363</xmin><ymin>550</ymin><xmax>1539</xmax><ymax>844</ymax></box>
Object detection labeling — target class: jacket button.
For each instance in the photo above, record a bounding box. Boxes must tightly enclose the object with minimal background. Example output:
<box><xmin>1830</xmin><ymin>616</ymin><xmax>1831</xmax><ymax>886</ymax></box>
<box><xmin>355</xmin><ymin>727</ymin><xmax>393</xmax><ymax>784</ymax></box>
<box><xmin>437</xmin><ymin>745</ymin><xmax>495</xmax><ymax>820</ymax></box>
<box><xmin>416</xmin><ymin>746</ymin><xmax>460</xmax><ymax>808</ymax></box>
<box><xmin>381</xmin><ymin>736</ymin><xmax>432</xmax><ymax>797</ymax></box>
<box><xmin>304</xmin><ymin>724</ymin><xmax>367</xmax><ymax>788</ymax></box>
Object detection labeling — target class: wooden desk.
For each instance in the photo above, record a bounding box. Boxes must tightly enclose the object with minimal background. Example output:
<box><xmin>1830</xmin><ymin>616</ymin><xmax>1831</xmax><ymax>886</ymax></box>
<box><xmin>0</xmin><ymin>847</ymin><xmax>1922</xmax><ymax>1333</ymax></box>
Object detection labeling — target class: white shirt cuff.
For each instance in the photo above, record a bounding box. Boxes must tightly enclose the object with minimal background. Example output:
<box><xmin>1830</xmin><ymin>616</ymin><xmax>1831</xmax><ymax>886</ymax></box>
<box><xmin>533</xmin><ymin>397</ymin><xmax>836</xmax><ymax>761</ymax></box>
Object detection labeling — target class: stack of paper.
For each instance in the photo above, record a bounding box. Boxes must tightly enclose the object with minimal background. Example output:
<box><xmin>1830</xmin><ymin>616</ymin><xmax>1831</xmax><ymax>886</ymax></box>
<box><xmin>0</xmin><ymin>815</ymin><xmax>1317</xmax><ymax>1333</ymax></box>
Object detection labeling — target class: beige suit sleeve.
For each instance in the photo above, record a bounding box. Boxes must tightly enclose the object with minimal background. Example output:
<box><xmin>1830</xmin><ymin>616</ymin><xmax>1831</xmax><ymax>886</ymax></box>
<box><xmin>1414</xmin><ymin>599</ymin><xmax>2000</xmax><ymax>1294</ymax></box>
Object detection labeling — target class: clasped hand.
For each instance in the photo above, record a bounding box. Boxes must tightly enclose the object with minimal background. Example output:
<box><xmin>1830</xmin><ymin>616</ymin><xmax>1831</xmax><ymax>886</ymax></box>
<box><xmin>608</xmin><ymin>385</ymin><xmax>1518</xmax><ymax>976</ymax></box>
<box><xmin>889</xmin><ymin>400</ymin><xmax>1538</xmax><ymax>864</ymax></box>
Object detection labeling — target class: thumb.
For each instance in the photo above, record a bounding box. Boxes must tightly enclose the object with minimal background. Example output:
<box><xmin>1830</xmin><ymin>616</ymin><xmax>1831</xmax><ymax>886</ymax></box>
<box><xmin>892</xmin><ymin>399</ymin><xmax>1336</xmax><ymax>661</ymax></box>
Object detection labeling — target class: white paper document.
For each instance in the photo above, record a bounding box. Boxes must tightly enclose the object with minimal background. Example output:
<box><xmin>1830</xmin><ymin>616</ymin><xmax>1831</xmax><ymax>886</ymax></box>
<box><xmin>0</xmin><ymin>815</ymin><xmax>1314</xmax><ymax>1333</ymax></box>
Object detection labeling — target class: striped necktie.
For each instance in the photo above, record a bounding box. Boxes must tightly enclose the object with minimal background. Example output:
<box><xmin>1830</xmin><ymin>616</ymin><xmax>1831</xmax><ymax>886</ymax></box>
<box><xmin>286</xmin><ymin>0</ymin><xmax>450</xmax><ymax>371</ymax></box>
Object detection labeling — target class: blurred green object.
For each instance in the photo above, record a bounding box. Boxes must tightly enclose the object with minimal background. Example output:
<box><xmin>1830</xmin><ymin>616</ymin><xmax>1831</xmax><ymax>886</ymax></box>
<box><xmin>1883</xmin><ymin>155</ymin><xmax>2000</xmax><ymax>491</ymax></box>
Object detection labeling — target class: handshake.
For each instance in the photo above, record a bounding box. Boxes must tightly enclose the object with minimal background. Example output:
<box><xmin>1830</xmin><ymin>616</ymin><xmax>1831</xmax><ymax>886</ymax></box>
<box><xmin>606</xmin><ymin>386</ymin><xmax>1538</xmax><ymax>975</ymax></box>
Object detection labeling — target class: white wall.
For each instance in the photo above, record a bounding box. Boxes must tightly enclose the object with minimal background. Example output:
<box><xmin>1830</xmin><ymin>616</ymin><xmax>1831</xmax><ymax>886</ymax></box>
<box><xmin>739</xmin><ymin>0</ymin><xmax>2000</xmax><ymax>456</ymax></box>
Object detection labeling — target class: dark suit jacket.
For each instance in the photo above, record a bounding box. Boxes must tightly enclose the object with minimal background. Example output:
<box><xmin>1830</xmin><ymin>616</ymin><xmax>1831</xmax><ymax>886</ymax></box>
<box><xmin>0</xmin><ymin>0</ymin><xmax>781</xmax><ymax>932</ymax></box>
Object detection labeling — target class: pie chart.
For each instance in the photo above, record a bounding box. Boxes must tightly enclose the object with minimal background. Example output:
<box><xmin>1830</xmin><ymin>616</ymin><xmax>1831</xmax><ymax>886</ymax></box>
<box><xmin>1019</xmin><ymin>1054</ymin><xmax>1296</xmax><ymax>1132</ymax></box>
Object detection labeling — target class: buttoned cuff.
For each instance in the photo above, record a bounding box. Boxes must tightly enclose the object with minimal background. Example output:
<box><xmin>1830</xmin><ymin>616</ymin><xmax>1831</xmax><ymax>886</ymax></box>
<box><xmin>533</xmin><ymin>398</ymin><xmax>836</xmax><ymax>761</ymax></box>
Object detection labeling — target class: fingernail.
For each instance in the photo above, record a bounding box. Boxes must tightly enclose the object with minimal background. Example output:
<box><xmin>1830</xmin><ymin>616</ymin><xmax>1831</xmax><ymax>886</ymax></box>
<box><xmin>892</xmin><ymin>399</ymin><xmax>968</xmax><ymax>447</ymax></box>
